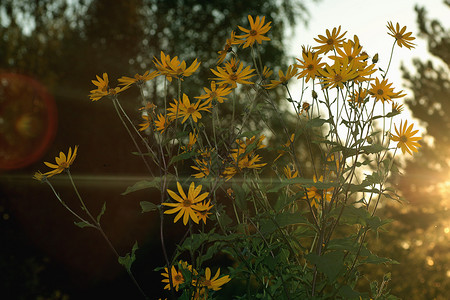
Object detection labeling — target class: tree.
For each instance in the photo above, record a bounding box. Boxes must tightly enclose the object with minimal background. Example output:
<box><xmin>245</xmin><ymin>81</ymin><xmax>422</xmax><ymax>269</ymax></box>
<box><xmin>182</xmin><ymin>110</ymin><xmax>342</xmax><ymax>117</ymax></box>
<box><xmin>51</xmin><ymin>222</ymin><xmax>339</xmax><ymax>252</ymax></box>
<box><xmin>371</xmin><ymin>2</ymin><xmax>450</xmax><ymax>299</ymax></box>
<box><xmin>0</xmin><ymin>1</ymin><xmax>316</xmax><ymax>298</ymax></box>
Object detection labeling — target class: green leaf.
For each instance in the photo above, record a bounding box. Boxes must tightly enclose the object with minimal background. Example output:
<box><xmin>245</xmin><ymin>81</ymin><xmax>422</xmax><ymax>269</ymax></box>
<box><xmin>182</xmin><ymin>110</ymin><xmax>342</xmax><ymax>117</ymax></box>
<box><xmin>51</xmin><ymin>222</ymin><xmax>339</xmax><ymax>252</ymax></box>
<box><xmin>118</xmin><ymin>241</ymin><xmax>139</xmax><ymax>272</ymax></box>
<box><xmin>140</xmin><ymin>201</ymin><xmax>158</xmax><ymax>213</ymax></box>
<box><xmin>366</xmin><ymin>216</ymin><xmax>392</xmax><ymax>231</ymax></box>
<box><xmin>327</xmin><ymin>237</ymin><xmax>358</xmax><ymax>252</ymax></box>
<box><xmin>96</xmin><ymin>202</ymin><xmax>106</xmax><ymax>223</ymax></box>
<box><xmin>232</xmin><ymin>182</ymin><xmax>249</xmax><ymax>210</ymax></box>
<box><xmin>359</xmin><ymin>249</ymin><xmax>399</xmax><ymax>265</ymax></box>
<box><xmin>260</xmin><ymin>211</ymin><xmax>309</xmax><ymax>235</ymax></box>
<box><xmin>121</xmin><ymin>179</ymin><xmax>160</xmax><ymax>195</ymax></box>
<box><xmin>337</xmin><ymin>285</ymin><xmax>361</xmax><ymax>299</ymax></box>
<box><xmin>74</xmin><ymin>221</ymin><xmax>94</xmax><ymax>228</ymax></box>
<box><xmin>360</xmin><ymin>143</ymin><xmax>386</xmax><ymax>154</ymax></box>
<box><xmin>307</xmin><ymin>117</ymin><xmax>330</xmax><ymax>128</ymax></box>
<box><xmin>385</xmin><ymin>111</ymin><xmax>400</xmax><ymax>118</ymax></box>
<box><xmin>168</xmin><ymin>151</ymin><xmax>197</xmax><ymax>166</ymax></box>
<box><xmin>306</xmin><ymin>251</ymin><xmax>345</xmax><ymax>282</ymax></box>
<box><xmin>334</xmin><ymin>205</ymin><xmax>371</xmax><ymax>226</ymax></box>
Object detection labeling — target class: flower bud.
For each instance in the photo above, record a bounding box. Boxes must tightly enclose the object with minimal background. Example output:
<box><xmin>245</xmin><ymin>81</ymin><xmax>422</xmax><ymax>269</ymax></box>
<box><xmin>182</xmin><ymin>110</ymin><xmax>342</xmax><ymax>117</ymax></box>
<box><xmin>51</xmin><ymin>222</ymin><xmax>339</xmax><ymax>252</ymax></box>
<box><xmin>372</xmin><ymin>53</ymin><xmax>379</xmax><ymax>64</ymax></box>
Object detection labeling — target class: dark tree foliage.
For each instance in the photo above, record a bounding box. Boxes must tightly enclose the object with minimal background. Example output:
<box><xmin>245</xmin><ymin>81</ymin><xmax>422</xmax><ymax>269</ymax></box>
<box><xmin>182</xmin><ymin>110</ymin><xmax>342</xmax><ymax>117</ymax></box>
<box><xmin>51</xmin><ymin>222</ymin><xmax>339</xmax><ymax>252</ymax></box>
<box><xmin>0</xmin><ymin>0</ymin><xmax>315</xmax><ymax>298</ymax></box>
<box><xmin>370</xmin><ymin>2</ymin><xmax>450</xmax><ymax>299</ymax></box>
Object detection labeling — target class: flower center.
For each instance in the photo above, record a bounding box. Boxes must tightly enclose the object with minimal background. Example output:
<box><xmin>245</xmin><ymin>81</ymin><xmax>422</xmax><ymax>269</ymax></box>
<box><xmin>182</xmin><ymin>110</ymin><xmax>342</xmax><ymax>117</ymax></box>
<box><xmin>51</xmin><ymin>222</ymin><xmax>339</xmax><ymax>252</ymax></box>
<box><xmin>377</xmin><ymin>89</ymin><xmax>384</xmax><ymax>95</ymax></box>
<box><xmin>182</xmin><ymin>199</ymin><xmax>192</xmax><ymax>207</ymax></box>
<box><xmin>210</xmin><ymin>91</ymin><xmax>217</xmax><ymax>99</ymax></box>
<box><xmin>326</xmin><ymin>38</ymin><xmax>334</xmax><ymax>45</ymax></box>
<box><xmin>187</xmin><ymin>107</ymin><xmax>196</xmax><ymax>114</ymax></box>
<box><xmin>334</xmin><ymin>74</ymin><xmax>343</xmax><ymax>82</ymax></box>
<box><xmin>250</xmin><ymin>29</ymin><xmax>257</xmax><ymax>36</ymax></box>
<box><xmin>400</xmin><ymin>135</ymin><xmax>408</xmax><ymax>143</ymax></box>
<box><xmin>230</xmin><ymin>73</ymin><xmax>238</xmax><ymax>81</ymax></box>
<box><xmin>302</xmin><ymin>103</ymin><xmax>310</xmax><ymax>111</ymax></box>
<box><xmin>307</xmin><ymin>64</ymin><xmax>314</xmax><ymax>71</ymax></box>
<box><xmin>395</xmin><ymin>33</ymin><xmax>403</xmax><ymax>40</ymax></box>
<box><xmin>280</xmin><ymin>76</ymin><xmax>287</xmax><ymax>82</ymax></box>
<box><xmin>203</xmin><ymin>279</ymin><xmax>212</xmax><ymax>288</ymax></box>
<box><xmin>60</xmin><ymin>162</ymin><xmax>69</xmax><ymax>168</ymax></box>
<box><xmin>174</xmin><ymin>274</ymin><xmax>183</xmax><ymax>282</ymax></box>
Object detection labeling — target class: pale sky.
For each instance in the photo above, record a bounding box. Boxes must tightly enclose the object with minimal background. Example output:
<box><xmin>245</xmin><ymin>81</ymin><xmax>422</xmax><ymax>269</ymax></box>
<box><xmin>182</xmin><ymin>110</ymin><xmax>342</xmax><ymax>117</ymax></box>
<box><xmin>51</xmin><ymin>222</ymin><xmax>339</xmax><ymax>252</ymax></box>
<box><xmin>286</xmin><ymin>0</ymin><xmax>449</xmax><ymax>122</ymax></box>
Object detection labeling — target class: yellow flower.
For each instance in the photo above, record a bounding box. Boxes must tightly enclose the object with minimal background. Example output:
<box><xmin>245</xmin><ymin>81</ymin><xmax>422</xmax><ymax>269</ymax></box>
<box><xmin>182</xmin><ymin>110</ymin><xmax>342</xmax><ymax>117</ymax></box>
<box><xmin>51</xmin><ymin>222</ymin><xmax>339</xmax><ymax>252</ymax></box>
<box><xmin>195</xmin><ymin>200</ymin><xmax>214</xmax><ymax>224</ymax></box>
<box><xmin>300</xmin><ymin>102</ymin><xmax>311</xmax><ymax>116</ymax></box>
<box><xmin>138</xmin><ymin>115</ymin><xmax>152</xmax><ymax>132</ymax></box>
<box><xmin>304</xmin><ymin>175</ymin><xmax>333</xmax><ymax>209</ymax></box>
<box><xmin>89</xmin><ymin>73</ymin><xmax>129</xmax><ymax>101</ymax></box>
<box><xmin>319</xmin><ymin>58</ymin><xmax>358</xmax><ymax>89</ymax></box>
<box><xmin>237</xmin><ymin>15</ymin><xmax>272</xmax><ymax>49</ymax></box>
<box><xmin>182</xmin><ymin>131</ymin><xmax>198</xmax><ymax>152</ymax></box>
<box><xmin>139</xmin><ymin>102</ymin><xmax>157</xmax><ymax>113</ymax></box>
<box><xmin>210</xmin><ymin>62</ymin><xmax>255</xmax><ymax>88</ymax></box>
<box><xmin>348</xmin><ymin>88</ymin><xmax>369</xmax><ymax>107</ymax></box>
<box><xmin>223</xmin><ymin>153</ymin><xmax>267</xmax><ymax>180</ymax></box>
<box><xmin>161</xmin><ymin>265</ymin><xmax>184</xmax><ymax>291</ymax></box>
<box><xmin>153</xmin><ymin>51</ymin><xmax>174</xmax><ymax>81</ymax></box>
<box><xmin>154</xmin><ymin>114</ymin><xmax>170</xmax><ymax>133</ymax></box>
<box><xmin>217</xmin><ymin>31</ymin><xmax>241</xmax><ymax>64</ymax></box>
<box><xmin>261</xmin><ymin>66</ymin><xmax>273</xmax><ymax>79</ymax></box>
<box><xmin>196</xmin><ymin>81</ymin><xmax>232</xmax><ymax>104</ymax></box>
<box><xmin>387</xmin><ymin>21</ymin><xmax>416</xmax><ymax>49</ymax></box>
<box><xmin>32</xmin><ymin>171</ymin><xmax>46</xmax><ymax>182</ymax></box>
<box><xmin>283</xmin><ymin>165</ymin><xmax>299</xmax><ymax>179</ymax></box>
<box><xmin>274</xmin><ymin>133</ymin><xmax>295</xmax><ymax>162</ymax></box>
<box><xmin>329</xmin><ymin>36</ymin><xmax>366</xmax><ymax>68</ymax></box>
<box><xmin>353</xmin><ymin>62</ymin><xmax>377</xmax><ymax>83</ymax></box>
<box><xmin>223</xmin><ymin>57</ymin><xmax>240</xmax><ymax>72</ymax></box>
<box><xmin>313</xmin><ymin>26</ymin><xmax>347</xmax><ymax>54</ymax></box>
<box><xmin>167</xmin><ymin>93</ymin><xmax>211</xmax><ymax>124</ymax></box>
<box><xmin>264</xmin><ymin>65</ymin><xmax>298</xmax><ymax>89</ymax></box>
<box><xmin>295</xmin><ymin>50</ymin><xmax>325</xmax><ymax>83</ymax></box>
<box><xmin>43</xmin><ymin>146</ymin><xmax>78</xmax><ymax>177</ymax></box>
<box><xmin>196</xmin><ymin>267</ymin><xmax>231</xmax><ymax>291</ymax></box>
<box><xmin>392</xmin><ymin>102</ymin><xmax>404</xmax><ymax>114</ymax></box>
<box><xmin>390</xmin><ymin>120</ymin><xmax>422</xmax><ymax>155</ymax></box>
<box><xmin>163</xmin><ymin>182</ymin><xmax>209</xmax><ymax>225</ymax></box>
<box><xmin>166</xmin><ymin>57</ymin><xmax>201</xmax><ymax>80</ymax></box>
<box><xmin>237</xmin><ymin>135</ymin><xmax>266</xmax><ymax>150</ymax></box>
<box><xmin>191</xmin><ymin>158</ymin><xmax>210</xmax><ymax>178</ymax></box>
<box><xmin>118</xmin><ymin>70</ymin><xmax>159</xmax><ymax>86</ymax></box>
<box><xmin>326</xmin><ymin>153</ymin><xmax>340</xmax><ymax>175</ymax></box>
<box><xmin>90</xmin><ymin>73</ymin><xmax>109</xmax><ymax>93</ymax></box>
<box><xmin>153</xmin><ymin>52</ymin><xmax>200</xmax><ymax>81</ymax></box>
<box><xmin>369</xmin><ymin>78</ymin><xmax>406</xmax><ymax>103</ymax></box>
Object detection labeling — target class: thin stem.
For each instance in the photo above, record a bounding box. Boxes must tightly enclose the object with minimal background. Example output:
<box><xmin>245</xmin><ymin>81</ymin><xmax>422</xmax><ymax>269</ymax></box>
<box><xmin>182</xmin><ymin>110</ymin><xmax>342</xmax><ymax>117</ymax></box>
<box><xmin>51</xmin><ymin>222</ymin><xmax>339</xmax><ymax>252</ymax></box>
<box><xmin>383</xmin><ymin>41</ymin><xmax>396</xmax><ymax>78</ymax></box>
<box><xmin>45</xmin><ymin>178</ymin><xmax>93</xmax><ymax>227</ymax></box>
<box><xmin>65</xmin><ymin>170</ymin><xmax>149</xmax><ymax>299</ymax></box>
<box><xmin>111</xmin><ymin>98</ymin><xmax>154</xmax><ymax>175</ymax></box>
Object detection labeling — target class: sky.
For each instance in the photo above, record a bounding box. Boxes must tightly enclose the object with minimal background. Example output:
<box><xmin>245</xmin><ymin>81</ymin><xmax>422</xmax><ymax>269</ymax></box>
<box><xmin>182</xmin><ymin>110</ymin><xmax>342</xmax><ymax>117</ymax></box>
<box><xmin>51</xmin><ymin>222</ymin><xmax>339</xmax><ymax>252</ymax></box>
<box><xmin>285</xmin><ymin>0</ymin><xmax>449</xmax><ymax>122</ymax></box>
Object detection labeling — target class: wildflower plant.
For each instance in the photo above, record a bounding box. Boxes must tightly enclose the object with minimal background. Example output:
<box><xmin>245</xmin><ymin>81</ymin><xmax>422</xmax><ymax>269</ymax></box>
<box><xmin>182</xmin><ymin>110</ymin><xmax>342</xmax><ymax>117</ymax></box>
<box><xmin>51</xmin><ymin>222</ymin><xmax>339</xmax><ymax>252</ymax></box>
<box><xmin>34</xmin><ymin>16</ymin><xmax>422</xmax><ymax>299</ymax></box>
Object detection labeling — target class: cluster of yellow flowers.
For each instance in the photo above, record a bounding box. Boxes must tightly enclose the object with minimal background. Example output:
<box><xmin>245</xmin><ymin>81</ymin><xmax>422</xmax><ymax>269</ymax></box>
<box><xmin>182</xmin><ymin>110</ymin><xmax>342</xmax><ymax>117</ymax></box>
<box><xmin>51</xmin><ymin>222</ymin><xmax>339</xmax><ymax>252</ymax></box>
<box><xmin>161</xmin><ymin>261</ymin><xmax>230</xmax><ymax>297</ymax></box>
<box><xmin>33</xmin><ymin>15</ymin><xmax>424</xmax><ymax>297</ymax></box>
